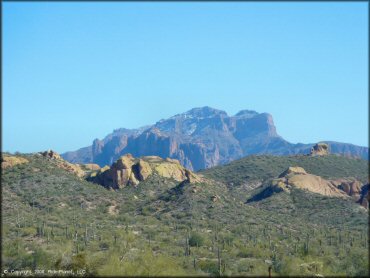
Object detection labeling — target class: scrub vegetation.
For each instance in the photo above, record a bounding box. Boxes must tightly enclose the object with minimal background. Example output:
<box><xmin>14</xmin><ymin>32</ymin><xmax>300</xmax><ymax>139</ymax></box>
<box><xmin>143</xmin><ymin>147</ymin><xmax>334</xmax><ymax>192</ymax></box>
<box><xmin>2</xmin><ymin>154</ymin><xmax>368</xmax><ymax>276</ymax></box>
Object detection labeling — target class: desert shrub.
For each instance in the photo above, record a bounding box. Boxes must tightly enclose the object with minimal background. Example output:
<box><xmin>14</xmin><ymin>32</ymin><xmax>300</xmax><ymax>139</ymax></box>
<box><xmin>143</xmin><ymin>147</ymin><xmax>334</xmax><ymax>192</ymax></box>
<box><xmin>197</xmin><ymin>259</ymin><xmax>219</xmax><ymax>276</ymax></box>
<box><xmin>99</xmin><ymin>242</ymin><xmax>109</xmax><ymax>251</ymax></box>
<box><xmin>189</xmin><ymin>232</ymin><xmax>205</xmax><ymax>247</ymax></box>
<box><xmin>71</xmin><ymin>253</ymin><xmax>87</xmax><ymax>271</ymax></box>
<box><xmin>98</xmin><ymin>250</ymin><xmax>188</xmax><ymax>276</ymax></box>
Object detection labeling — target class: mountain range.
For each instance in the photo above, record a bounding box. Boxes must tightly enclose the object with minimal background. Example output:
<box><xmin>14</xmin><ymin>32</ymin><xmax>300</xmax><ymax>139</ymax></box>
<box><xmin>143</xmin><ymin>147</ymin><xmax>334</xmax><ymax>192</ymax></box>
<box><xmin>62</xmin><ymin>106</ymin><xmax>368</xmax><ymax>170</ymax></box>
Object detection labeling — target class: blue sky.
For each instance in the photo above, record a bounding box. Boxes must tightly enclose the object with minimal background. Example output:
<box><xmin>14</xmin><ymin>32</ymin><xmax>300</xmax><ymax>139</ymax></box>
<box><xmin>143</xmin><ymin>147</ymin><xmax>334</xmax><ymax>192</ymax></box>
<box><xmin>3</xmin><ymin>2</ymin><xmax>368</xmax><ymax>153</ymax></box>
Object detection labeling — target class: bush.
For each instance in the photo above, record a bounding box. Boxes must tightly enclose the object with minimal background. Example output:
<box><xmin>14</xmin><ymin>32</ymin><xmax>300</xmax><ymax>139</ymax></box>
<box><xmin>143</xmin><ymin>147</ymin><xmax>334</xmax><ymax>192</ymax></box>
<box><xmin>197</xmin><ymin>259</ymin><xmax>219</xmax><ymax>275</ymax></box>
<box><xmin>189</xmin><ymin>232</ymin><xmax>205</xmax><ymax>247</ymax></box>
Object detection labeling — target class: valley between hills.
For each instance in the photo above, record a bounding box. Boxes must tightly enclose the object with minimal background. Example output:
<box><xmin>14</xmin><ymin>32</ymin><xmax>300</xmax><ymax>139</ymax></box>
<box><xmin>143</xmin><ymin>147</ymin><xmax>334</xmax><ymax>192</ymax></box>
<box><xmin>1</xmin><ymin>143</ymin><xmax>369</xmax><ymax>276</ymax></box>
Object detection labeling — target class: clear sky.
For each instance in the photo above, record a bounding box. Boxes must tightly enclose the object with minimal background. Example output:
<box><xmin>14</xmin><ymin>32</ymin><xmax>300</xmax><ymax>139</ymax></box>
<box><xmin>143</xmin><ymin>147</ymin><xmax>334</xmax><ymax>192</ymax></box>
<box><xmin>3</xmin><ymin>2</ymin><xmax>368</xmax><ymax>153</ymax></box>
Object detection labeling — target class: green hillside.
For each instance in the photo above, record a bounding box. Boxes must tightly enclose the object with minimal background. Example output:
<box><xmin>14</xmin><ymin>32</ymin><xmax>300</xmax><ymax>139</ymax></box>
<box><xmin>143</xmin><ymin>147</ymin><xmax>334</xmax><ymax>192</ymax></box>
<box><xmin>1</xmin><ymin>153</ymin><xmax>369</xmax><ymax>276</ymax></box>
<box><xmin>200</xmin><ymin>154</ymin><xmax>369</xmax><ymax>186</ymax></box>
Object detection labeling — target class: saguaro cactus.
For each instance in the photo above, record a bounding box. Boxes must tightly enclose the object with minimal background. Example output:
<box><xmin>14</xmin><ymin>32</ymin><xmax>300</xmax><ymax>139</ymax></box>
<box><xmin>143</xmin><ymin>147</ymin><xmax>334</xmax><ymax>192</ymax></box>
<box><xmin>218</xmin><ymin>246</ymin><xmax>222</xmax><ymax>276</ymax></box>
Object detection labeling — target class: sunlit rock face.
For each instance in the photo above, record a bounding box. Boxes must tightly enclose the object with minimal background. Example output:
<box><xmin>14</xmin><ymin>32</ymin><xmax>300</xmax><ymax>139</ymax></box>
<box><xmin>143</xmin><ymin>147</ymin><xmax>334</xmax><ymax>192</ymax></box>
<box><xmin>87</xmin><ymin>154</ymin><xmax>202</xmax><ymax>189</ymax></box>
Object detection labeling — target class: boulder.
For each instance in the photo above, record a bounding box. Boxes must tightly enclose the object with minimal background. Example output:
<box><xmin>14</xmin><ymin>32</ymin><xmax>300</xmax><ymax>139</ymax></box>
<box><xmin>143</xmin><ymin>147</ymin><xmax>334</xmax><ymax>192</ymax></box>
<box><xmin>335</xmin><ymin>179</ymin><xmax>362</xmax><ymax>197</ymax></box>
<box><xmin>154</xmin><ymin>162</ymin><xmax>188</xmax><ymax>181</ymax></box>
<box><xmin>116</xmin><ymin>154</ymin><xmax>135</xmax><ymax>169</ymax></box>
<box><xmin>310</xmin><ymin>143</ymin><xmax>329</xmax><ymax>156</ymax></box>
<box><xmin>60</xmin><ymin>162</ymin><xmax>85</xmax><ymax>178</ymax></box>
<box><xmin>185</xmin><ymin>169</ymin><xmax>202</xmax><ymax>184</ymax></box>
<box><xmin>211</xmin><ymin>195</ymin><xmax>220</xmax><ymax>202</ymax></box>
<box><xmin>278</xmin><ymin>166</ymin><xmax>307</xmax><ymax>178</ymax></box>
<box><xmin>40</xmin><ymin>150</ymin><xmax>62</xmax><ymax>160</ymax></box>
<box><xmin>134</xmin><ymin>159</ymin><xmax>152</xmax><ymax>181</ymax></box>
<box><xmin>109</xmin><ymin>154</ymin><xmax>137</xmax><ymax>188</ymax></box>
<box><xmin>84</xmin><ymin>163</ymin><xmax>101</xmax><ymax>171</ymax></box>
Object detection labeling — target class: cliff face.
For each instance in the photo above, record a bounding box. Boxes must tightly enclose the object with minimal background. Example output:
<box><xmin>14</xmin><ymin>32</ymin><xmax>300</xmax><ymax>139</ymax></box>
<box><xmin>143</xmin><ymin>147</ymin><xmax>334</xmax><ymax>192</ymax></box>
<box><xmin>62</xmin><ymin>107</ymin><xmax>369</xmax><ymax>171</ymax></box>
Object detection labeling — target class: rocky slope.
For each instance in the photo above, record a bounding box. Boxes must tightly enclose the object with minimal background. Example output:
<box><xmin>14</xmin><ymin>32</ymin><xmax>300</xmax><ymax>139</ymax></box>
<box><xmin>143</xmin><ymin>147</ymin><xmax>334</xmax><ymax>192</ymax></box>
<box><xmin>35</xmin><ymin>150</ymin><xmax>101</xmax><ymax>178</ymax></box>
<box><xmin>62</xmin><ymin>107</ymin><xmax>369</xmax><ymax>170</ymax></box>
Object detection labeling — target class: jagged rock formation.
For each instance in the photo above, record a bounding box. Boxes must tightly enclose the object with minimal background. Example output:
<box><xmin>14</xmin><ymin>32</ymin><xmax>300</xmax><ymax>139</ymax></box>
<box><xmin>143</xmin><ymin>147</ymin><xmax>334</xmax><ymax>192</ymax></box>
<box><xmin>310</xmin><ymin>143</ymin><xmax>330</xmax><ymax>156</ymax></box>
<box><xmin>1</xmin><ymin>154</ymin><xmax>29</xmax><ymax>169</ymax></box>
<box><xmin>88</xmin><ymin>154</ymin><xmax>202</xmax><ymax>189</ymax></box>
<box><xmin>62</xmin><ymin>107</ymin><xmax>369</xmax><ymax>170</ymax></box>
<box><xmin>39</xmin><ymin>149</ymin><xmax>62</xmax><ymax>160</ymax></box>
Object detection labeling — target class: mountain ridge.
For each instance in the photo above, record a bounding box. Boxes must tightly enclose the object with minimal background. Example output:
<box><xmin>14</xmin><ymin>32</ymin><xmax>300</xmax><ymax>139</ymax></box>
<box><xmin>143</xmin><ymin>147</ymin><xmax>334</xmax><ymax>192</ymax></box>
<box><xmin>62</xmin><ymin>107</ymin><xmax>369</xmax><ymax>170</ymax></box>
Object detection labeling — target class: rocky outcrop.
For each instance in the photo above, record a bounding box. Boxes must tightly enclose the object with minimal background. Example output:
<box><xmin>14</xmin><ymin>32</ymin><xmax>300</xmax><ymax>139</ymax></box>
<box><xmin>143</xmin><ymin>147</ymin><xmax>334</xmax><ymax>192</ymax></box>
<box><xmin>278</xmin><ymin>166</ymin><xmax>307</xmax><ymax>177</ymax></box>
<box><xmin>135</xmin><ymin>159</ymin><xmax>152</xmax><ymax>180</ymax></box>
<box><xmin>280</xmin><ymin>167</ymin><xmax>347</xmax><ymax>197</ymax></box>
<box><xmin>184</xmin><ymin>169</ymin><xmax>202</xmax><ymax>184</ymax></box>
<box><xmin>62</xmin><ymin>107</ymin><xmax>369</xmax><ymax>170</ymax></box>
<box><xmin>310</xmin><ymin>143</ymin><xmax>330</xmax><ymax>156</ymax></box>
<box><xmin>59</xmin><ymin>162</ymin><xmax>85</xmax><ymax>178</ymax></box>
<box><xmin>88</xmin><ymin>154</ymin><xmax>202</xmax><ymax>189</ymax></box>
<box><xmin>330</xmin><ymin>179</ymin><xmax>362</xmax><ymax>198</ymax></box>
<box><xmin>248</xmin><ymin>167</ymin><xmax>348</xmax><ymax>203</ymax></box>
<box><xmin>39</xmin><ymin>150</ymin><xmax>86</xmax><ymax>178</ymax></box>
<box><xmin>40</xmin><ymin>150</ymin><xmax>62</xmax><ymax>160</ymax></box>
<box><xmin>1</xmin><ymin>155</ymin><xmax>29</xmax><ymax>169</ymax></box>
<box><xmin>326</xmin><ymin>179</ymin><xmax>369</xmax><ymax>209</ymax></box>
<box><xmin>83</xmin><ymin>163</ymin><xmax>101</xmax><ymax>171</ymax></box>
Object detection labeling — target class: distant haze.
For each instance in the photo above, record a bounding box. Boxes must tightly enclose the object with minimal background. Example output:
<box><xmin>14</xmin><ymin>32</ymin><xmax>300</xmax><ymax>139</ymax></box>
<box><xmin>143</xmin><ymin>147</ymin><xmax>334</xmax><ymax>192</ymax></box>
<box><xmin>3</xmin><ymin>2</ymin><xmax>368</xmax><ymax>153</ymax></box>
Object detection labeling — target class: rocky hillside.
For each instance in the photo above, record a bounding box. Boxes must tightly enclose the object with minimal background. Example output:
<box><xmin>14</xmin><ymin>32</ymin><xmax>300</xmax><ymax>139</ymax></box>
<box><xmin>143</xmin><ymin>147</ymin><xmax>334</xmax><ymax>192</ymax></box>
<box><xmin>201</xmin><ymin>154</ymin><xmax>369</xmax><ymax>186</ymax></box>
<box><xmin>62</xmin><ymin>107</ymin><xmax>369</xmax><ymax>170</ymax></box>
<box><xmin>2</xmin><ymin>151</ymin><xmax>368</xmax><ymax>276</ymax></box>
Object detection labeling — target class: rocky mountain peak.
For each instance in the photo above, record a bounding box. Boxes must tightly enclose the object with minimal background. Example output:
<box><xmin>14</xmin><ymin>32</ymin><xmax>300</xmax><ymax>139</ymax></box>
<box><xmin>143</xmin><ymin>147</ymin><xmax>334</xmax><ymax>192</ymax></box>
<box><xmin>234</xmin><ymin>110</ymin><xmax>259</xmax><ymax>118</ymax></box>
<box><xmin>173</xmin><ymin>106</ymin><xmax>228</xmax><ymax>119</ymax></box>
